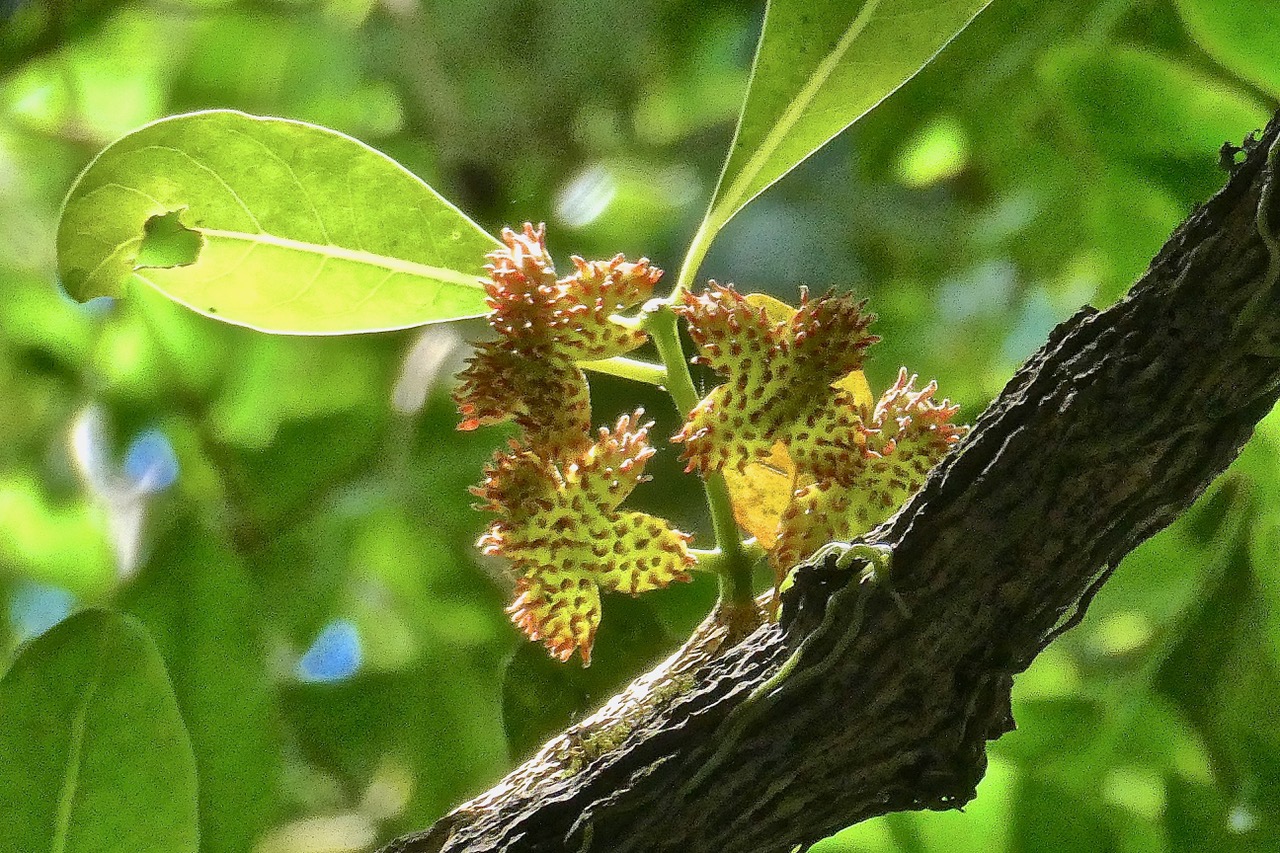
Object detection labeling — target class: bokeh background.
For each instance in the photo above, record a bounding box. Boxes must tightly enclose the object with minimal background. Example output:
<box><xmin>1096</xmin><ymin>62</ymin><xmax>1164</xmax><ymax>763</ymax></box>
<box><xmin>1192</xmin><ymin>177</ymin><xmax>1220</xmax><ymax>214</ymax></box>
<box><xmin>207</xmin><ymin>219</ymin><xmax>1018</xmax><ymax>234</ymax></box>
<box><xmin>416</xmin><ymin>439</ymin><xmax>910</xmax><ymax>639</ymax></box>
<box><xmin>3</xmin><ymin>0</ymin><xmax>1280</xmax><ymax>850</ymax></box>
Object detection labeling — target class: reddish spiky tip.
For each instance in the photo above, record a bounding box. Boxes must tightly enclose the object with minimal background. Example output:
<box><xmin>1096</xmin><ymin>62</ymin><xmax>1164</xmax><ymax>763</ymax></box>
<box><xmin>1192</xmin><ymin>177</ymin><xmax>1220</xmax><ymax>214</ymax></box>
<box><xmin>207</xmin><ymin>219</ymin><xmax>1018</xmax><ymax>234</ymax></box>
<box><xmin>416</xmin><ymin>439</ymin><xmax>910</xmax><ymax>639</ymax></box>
<box><xmin>672</xmin><ymin>283</ymin><xmax>877</xmax><ymax>478</ymax></box>
<box><xmin>455</xmin><ymin>224</ymin><xmax>661</xmax><ymax>454</ymax></box>
<box><xmin>479</xmin><ymin>224</ymin><xmax>660</xmax><ymax>359</ymax></box>
<box><xmin>867</xmin><ymin>368</ymin><xmax>968</xmax><ymax>457</ymax></box>
<box><xmin>474</xmin><ymin>411</ymin><xmax>695</xmax><ymax>664</ymax></box>
<box><xmin>788</xmin><ymin>286</ymin><xmax>877</xmax><ymax>380</ymax></box>
<box><xmin>507</xmin><ymin>572</ymin><xmax>600</xmax><ymax>664</ymax></box>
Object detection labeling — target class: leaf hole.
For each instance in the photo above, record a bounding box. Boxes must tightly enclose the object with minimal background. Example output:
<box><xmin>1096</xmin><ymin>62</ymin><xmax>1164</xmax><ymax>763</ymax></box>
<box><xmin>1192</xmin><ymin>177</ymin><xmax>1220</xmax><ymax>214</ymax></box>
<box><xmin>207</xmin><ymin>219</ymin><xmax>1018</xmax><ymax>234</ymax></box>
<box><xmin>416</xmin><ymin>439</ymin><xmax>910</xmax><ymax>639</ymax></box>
<box><xmin>136</xmin><ymin>210</ymin><xmax>203</xmax><ymax>269</ymax></box>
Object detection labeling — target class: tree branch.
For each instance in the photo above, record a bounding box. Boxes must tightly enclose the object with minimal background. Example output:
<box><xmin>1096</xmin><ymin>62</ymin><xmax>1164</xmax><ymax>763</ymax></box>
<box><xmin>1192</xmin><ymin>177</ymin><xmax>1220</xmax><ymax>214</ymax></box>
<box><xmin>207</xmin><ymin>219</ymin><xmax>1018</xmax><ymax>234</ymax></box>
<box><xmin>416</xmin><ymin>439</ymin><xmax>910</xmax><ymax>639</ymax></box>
<box><xmin>383</xmin><ymin>110</ymin><xmax>1280</xmax><ymax>853</ymax></box>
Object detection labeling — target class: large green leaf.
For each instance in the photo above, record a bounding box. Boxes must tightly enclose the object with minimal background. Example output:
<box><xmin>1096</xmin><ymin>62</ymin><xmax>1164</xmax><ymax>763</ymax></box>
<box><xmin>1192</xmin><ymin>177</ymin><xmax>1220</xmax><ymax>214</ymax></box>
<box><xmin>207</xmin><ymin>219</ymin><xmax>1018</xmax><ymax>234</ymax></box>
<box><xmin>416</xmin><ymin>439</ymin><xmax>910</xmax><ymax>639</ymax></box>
<box><xmin>122</xmin><ymin>520</ymin><xmax>280</xmax><ymax>853</ymax></box>
<box><xmin>680</xmin><ymin>0</ymin><xmax>992</xmax><ymax>285</ymax></box>
<box><xmin>57</xmin><ymin>110</ymin><xmax>499</xmax><ymax>334</ymax></box>
<box><xmin>0</xmin><ymin>609</ymin><xmax>199</xmax><ymax>853</ymax></box>
<box><xmin>1174</xmin><ymin>0</ymin><xmax>1280</xmax><ymax>99</ymax></box>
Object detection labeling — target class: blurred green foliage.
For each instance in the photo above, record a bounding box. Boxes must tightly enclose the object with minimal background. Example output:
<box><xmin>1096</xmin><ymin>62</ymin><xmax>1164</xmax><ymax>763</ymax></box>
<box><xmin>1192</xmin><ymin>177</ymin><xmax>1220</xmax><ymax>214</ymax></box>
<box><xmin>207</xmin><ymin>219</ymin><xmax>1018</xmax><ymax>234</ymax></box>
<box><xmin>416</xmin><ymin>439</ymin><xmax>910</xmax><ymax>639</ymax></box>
<box><xmin>2</xmin><ymin>0</ymin><xmax>1279</xmax><ymax>850</ymax></box>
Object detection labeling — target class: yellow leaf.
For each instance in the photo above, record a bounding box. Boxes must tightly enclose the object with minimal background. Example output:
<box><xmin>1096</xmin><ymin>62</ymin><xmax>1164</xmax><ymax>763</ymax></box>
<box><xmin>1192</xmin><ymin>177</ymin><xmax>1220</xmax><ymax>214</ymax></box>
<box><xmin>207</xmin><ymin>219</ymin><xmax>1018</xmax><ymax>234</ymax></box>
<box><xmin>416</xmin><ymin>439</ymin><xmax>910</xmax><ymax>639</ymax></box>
<box><xmin>723</xmin><ymin>442</ymin><xmax>797</xmax><ymax>549</ymax></box>
<box><xmin>833</xmin><ymin>368</ymin><xmax>873</xmax><ymax>408</ymax></box>
<box><xmin>743</xmin><ymin>291</ymin><xmax>798</xmax><ymax>323</ymax></box>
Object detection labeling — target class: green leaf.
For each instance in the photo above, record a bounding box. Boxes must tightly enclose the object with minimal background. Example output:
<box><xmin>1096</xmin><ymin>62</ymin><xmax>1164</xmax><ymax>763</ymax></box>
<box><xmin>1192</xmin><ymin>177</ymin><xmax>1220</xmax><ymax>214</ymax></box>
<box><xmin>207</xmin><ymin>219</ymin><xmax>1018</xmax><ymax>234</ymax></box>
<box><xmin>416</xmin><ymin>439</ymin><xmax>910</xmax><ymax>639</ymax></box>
<box><xmin>1012</xmin><ymin>776</ymin><xmax>1115</xmax><ymax>853</ymax></box>
<box><xmin>0</xmin><ymin>609</ymin><xmax>198</xmax><ymax>853</ymax></box>
<box><xmin>281</xmin><ymin>662</ymin><xmax>511</xmax><ymax>830</ymax></box>
<box><xmin>57</xmin><ymin>110</ymin><xmax>500</xmax><ymax>334</ymax></box>
<box><xmin>121</xmin><ymin>520</ymin><xmax>280</xmax><ymax>853</ymax></box>
<box><xmin>1174</xmin><ymin>0</ymin><xmax>1280</xmax><ymax>99</ymax></box>
<box><xmin>680</xmin><ymin>0</ymin><xmax>992</xmax><ymax>287</ymax></box>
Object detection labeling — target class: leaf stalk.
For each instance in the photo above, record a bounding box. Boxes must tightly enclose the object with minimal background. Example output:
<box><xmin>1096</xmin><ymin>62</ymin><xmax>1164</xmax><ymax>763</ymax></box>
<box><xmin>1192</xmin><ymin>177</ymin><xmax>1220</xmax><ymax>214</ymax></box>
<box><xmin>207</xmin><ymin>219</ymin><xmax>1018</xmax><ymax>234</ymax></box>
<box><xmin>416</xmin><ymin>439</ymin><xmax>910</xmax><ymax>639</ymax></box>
<box><xmin>645</xmin><ymin>301</ymin><xmax>755</xmax><ymax>607</ymax></box>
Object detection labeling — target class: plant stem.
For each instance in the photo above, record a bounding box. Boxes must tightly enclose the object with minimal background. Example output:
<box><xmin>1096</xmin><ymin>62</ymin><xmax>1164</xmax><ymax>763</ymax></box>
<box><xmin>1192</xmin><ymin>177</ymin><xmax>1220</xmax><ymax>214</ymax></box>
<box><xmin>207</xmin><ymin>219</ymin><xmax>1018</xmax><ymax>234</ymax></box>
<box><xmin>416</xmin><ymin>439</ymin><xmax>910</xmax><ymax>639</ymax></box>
<box><xmin>645</xmin><ymin>301</ymin><xmax>755</xmax><ymax>607</ymax></box>
<box><xmin>578</xmin><ymin>356</ymin><xmax>667</xmax><ymax>386</ymax></box>
<box><xmin>671</xmin><ymin>219</ymin><xmax>715</xmax><ymax>304</ymax></box>
<box><xmin>690</xmin><ymin>548</ymin><xmax>722</xmax><ymax>575</ymax></box>
<box><xmin>706</xmin><ymin>471</ymin><xmax>756</xmax><ymax>606</ymax></box>
<box><xmin>647</xmin><ymin>307</ymin><xmax>699</xmax><ymax>414</ymax></box>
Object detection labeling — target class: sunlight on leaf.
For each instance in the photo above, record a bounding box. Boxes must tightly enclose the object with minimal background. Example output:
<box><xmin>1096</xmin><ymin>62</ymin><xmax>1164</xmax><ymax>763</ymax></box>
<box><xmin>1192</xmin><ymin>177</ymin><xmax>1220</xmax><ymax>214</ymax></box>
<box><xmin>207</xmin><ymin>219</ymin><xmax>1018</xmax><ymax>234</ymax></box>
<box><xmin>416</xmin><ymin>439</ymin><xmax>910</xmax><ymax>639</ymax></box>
<box><xmin>832</xmin><ymin>363</ymin><xmax>874</xmax><ymax>407</ymax></box>
<box><xmin>742</xmin><ymin>290</ymin><xmax>794</xmax><ymax>323</ymax></box>
<box><xmin>57</xmin><ymin>110</ymin><xmax>499</xmax><ymax>334</ymax></box>
<box><xmin>895</xmin><ymin>115</ymin><xmax>970</xmax><ymax>187</ymax></box>
<box><xmin>0</xmin><ymin>609</ymin><xmax>198</xmax><ymax>853</ymax></box>
<box><xmin>680</xmin><ymin>0</ymin><xmax>992</xmax><ymax>288</ymax></box>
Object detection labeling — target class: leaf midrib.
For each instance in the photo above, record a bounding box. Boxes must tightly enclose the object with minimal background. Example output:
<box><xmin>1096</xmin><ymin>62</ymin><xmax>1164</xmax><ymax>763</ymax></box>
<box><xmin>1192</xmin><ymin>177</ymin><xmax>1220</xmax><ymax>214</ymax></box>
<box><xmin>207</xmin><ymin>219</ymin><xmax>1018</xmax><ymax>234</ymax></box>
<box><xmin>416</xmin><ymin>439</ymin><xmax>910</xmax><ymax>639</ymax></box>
<box><xmin>153</xmin><ymin>227</ymin><xmax>485</xmax><ymax>288</ymax></box>
<box><xmin>712</xmin><ymin>0</ymin><xmax>884</xmax><ymax>224</ymax></box>
<box><xmin>50</xmin><ymin>624</ymin><xmax>110</xmax><ymax>853</ymax></box>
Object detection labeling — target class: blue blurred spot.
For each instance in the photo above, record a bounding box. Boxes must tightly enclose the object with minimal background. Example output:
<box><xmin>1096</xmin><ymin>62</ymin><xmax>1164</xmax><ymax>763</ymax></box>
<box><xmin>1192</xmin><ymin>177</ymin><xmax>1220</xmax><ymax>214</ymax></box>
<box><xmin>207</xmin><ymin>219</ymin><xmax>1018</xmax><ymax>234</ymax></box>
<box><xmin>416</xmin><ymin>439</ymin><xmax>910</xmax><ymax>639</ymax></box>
<box><xmin>296</xmin><ymin>619</ymin><xmax>361</xmax><ymax>683</ymax></box>
<box><xmin>54</xmin><ymin>277</ymin><xmax>116</xmax><ymax>316</ymax></box>
<box><xmin>1</xmin><ymin>0</ymin><xmax>25</xmax><ymax>22</ymax></box>
<box><xmin>9</xmin><ymin>583</ymin><xmax>75</xmax><ymax>641</ymax></box>
<box><xmin>1001</xmin><ymin>288</ymin><xmax>1061</xmax><ymax>366</ymax></box>
<box><xmin>80</xmin><ymin>296</ymin><xmax>118</xmax><ymax>316</ymax></box>
<box><xmin>123</xmin><ymin>429</ymin><xmax>180</xmax><ymax>493</ymax></box>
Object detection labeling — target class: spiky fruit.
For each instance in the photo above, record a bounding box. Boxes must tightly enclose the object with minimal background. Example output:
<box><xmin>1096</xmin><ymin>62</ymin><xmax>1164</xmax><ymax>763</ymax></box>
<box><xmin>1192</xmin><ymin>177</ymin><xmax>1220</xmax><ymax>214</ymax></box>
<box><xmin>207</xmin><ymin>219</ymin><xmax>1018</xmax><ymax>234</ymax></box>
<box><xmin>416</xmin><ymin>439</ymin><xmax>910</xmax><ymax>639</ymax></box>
<box><xmin>863</xmin><ymin>368</ymin><xmax>967</xmax><ymax>458</ymax></box>
<box><xmin>473</xmin><ymin>411</ymin><xmax>694</xmax><ymax>664</ymax></box>
<box><xmin>454</xmin><ymin>223</ymin><xmax>663</xmax><ymax>455</ymax></box>
<box><xmin>771</xmin><ymin>369</ymin><xmax>967</xmax><ymax>573</ymax></box>
<box><xmin>456</xmin><ymin>349</ymin><xmax>593</xmax><ymax>458</ymax></box>
<box><xmin>672</xmin><ymin>283</ymin><xmax>877</xmax><ymax>482</ymax></box>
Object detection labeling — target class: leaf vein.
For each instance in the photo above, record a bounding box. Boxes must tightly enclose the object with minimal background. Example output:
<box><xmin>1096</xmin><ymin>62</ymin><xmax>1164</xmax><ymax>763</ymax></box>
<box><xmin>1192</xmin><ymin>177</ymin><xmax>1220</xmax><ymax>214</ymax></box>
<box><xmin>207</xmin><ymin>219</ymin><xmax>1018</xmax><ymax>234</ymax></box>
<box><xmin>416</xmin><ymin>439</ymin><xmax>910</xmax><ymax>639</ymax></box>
<box><xmin>222</xmin><ymin>125</ymin><xmax>333</xmax><ymax>245</ymax></box>
<box><xmin>716</xmin><ymin>0</ymin><xmax>883</xmax><ymax>222</ymax></box>
<box><xmin>50</xmin><ymin>623</ymin><xmax>112</xmax><ymax>853</ymax></box>
<box><xmin>138</xmin><ymin>145</ymin><xmax>264</xmax><ymax>233</ymax></box>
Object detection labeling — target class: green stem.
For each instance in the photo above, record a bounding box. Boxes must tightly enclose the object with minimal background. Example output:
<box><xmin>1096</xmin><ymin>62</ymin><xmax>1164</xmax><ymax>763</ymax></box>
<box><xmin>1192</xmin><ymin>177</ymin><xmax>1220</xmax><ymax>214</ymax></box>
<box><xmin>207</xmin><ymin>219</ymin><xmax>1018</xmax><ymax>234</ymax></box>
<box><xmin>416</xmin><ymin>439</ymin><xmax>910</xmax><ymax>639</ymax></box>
<box><xmin>646</xmin><ymin>301</ymin><xmax>755</xmax><ymax>607</ymax></box>
<box><xmin>577</xmin><ymin>355</ymin><xmax>667</xmax><ymax>386</ymax></box>
<box><xmin>690</xmin><ymin>548</ymin><xmax>723</xmax><ymax>576</ymax></box>
<box><xmin>647</xmin><ymin>307</ymin><xmax>700</xmax><ymax>414</ymax></box>
<box><xmin>671</xmin><ymin>219</ymin><xmax>715</xmax><ymax>305</ymax></box>
<box><xmin>706</xmin><ymin>471</ymin><xmax>755</xmax><ymax>606</ymax></box>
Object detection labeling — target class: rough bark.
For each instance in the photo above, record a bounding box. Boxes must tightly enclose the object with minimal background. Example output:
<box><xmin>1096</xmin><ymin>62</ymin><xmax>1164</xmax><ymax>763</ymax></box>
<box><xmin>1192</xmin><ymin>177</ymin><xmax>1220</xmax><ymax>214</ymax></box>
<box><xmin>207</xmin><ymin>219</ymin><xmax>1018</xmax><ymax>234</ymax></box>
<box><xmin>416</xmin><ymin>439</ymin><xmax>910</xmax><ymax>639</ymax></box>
<box><xmin>383</xmin><ymin>112</ymin><xmax>1280</xmax><ymax>853</ymax></box>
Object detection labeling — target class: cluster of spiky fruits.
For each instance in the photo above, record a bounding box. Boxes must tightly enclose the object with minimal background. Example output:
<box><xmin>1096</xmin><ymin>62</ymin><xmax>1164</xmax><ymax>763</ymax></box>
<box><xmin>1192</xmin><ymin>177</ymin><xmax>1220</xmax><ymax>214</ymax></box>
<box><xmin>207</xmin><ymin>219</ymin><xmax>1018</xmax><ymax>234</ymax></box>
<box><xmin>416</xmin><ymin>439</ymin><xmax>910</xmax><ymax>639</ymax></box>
<box><xmin>456</xmin><ymin>224</ymin><xmax>965</xmax><ymax>664</ymax></box>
